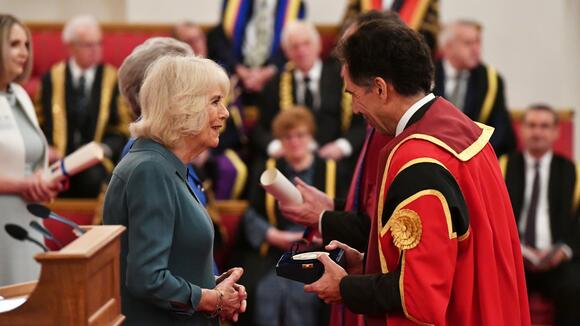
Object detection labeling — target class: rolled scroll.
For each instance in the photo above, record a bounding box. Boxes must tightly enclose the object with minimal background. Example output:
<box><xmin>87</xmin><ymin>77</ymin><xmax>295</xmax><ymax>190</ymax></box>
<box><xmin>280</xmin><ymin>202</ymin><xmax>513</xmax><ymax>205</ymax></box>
<box><xmin>260</xmin><ymin>168</ymin><xmax>303</xmax><ymax>205</ymax></box>
<box><xmin>44</xmin><ymin>142</ymin><xmax>104</xmax><ymax>182</ymax></box>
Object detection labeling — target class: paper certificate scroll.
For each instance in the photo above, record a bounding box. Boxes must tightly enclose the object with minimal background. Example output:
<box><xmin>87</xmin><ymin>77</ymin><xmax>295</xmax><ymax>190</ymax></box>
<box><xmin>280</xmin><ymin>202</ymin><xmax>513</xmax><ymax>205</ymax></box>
<box><xmin>260</xmin><ymin>168</ymin><xmax>303</xmax><ymax>205</ymax></box>
<box><xmin>44</xmin><ymin>142</ymin><xmax>104</xmax><ymax>182</ymax></box>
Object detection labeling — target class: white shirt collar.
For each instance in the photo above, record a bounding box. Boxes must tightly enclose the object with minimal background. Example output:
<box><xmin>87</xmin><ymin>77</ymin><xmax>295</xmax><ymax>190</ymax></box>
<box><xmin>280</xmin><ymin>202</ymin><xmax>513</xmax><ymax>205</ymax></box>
<box><xmin>395</xmin><ymin>93</ymin><xmax>435</xmax><ymax>136</ymax></box>
<box><xmin>294</xmin><ymin>59</ymin><xmax>323</xmax><ymax>83</ymax></box>
<box><xmin>68</xmin><ymin>58</ymin><xmax>97</xmax><ymax>90</ymax></box>
<box><xmin>443</xmin><ymin>59</ymin><xmax>460</xmax><ymax>79</ymax></box>
<box><xmin>523</xmin><ymin>150</ymin><xmax>553</xmax><ymax>169</ymax></box>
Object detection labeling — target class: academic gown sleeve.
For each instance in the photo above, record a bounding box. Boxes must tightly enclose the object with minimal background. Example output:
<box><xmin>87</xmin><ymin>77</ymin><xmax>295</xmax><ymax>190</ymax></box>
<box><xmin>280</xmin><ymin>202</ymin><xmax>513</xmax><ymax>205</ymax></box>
<box><xmin>340</xmin><ymin>159</ymin><xmax>470</xmax><ymax>324</ymax></box>
<box><xmin>321</xmin><ymin>210</ymin><xmax>370</xmax><ymax>252</ymax></box>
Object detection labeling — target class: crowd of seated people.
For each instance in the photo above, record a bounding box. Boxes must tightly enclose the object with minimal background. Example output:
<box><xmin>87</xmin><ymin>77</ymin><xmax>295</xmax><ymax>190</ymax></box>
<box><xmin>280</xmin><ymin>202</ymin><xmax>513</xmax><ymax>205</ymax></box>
<box><xmin>1</xmin><ymin>1</ymin><xmax>579</xmax><ymax>325</ymax></box>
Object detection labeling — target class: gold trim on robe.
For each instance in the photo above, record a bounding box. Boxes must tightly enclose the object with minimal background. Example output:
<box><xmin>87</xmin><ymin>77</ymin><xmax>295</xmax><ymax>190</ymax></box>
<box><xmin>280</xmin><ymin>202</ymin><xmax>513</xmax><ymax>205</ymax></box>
<box><xmin>478</xmin><ymin>65</ymin><xmax>498</xmax><ymax>124</ymax></box>
<box><xmin>279</xmin><ymin>63</ymin><xmax>353</xmax><ymax>132</ymax></box>
<box><xmin>49</xmin><ymin>62</ymin><xmax>67</xmax><ymax>157</ymax></box>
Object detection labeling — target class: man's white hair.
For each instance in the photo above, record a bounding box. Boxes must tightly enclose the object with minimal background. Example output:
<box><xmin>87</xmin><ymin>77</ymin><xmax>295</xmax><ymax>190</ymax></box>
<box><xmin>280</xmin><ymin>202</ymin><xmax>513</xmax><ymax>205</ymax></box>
<box><xmin>62</xmin><ymin>15</ymin><xmax>100</xmax><ymax>44</ymax></box>
<box><xmin>438</xmin><ymin>19</ymin><xmax>482</xmax><ymax>48</ymax></box>
<box><xmin>281</xmin><ymin>20</ymin><xmax>321</xmax><ymax>49</ymax></box>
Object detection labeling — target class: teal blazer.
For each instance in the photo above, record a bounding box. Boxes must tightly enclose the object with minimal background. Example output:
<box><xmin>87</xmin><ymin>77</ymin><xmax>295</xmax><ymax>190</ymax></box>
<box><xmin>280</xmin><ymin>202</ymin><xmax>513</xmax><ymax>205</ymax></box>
<box><xmin>103</xmin><ymin>139</ymin><xmax>218</xmax><ymax>325</ymax></box>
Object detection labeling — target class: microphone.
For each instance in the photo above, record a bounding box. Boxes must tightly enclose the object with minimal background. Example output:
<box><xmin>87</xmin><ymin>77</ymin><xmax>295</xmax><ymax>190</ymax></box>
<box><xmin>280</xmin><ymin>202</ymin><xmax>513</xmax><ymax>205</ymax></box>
<box><xmin>4</xmin><ymin>224</ymin><xmax>49</xmax><ymax>252</ymax></box>
<box><xmin>29</xmin><ymin>221</ymin><xmax>63</xmax><ymax>249</ymax></box>
<box><xmin>26</xmin><ymin>203</ymin><xmax>85</xmax><ymax>236</ymax></box>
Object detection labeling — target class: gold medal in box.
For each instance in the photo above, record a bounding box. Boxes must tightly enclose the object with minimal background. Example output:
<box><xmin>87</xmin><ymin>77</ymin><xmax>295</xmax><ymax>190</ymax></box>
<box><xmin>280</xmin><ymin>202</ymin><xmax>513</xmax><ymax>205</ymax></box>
<box><xmin>276</xmin><ymin>248</ymin><xmax>345</xmax><ymax>284</ymax></box>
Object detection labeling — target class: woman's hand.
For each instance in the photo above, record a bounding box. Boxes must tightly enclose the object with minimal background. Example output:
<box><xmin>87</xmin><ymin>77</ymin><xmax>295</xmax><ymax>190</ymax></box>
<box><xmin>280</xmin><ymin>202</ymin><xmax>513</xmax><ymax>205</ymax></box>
<box><xmin>22</xmin><ymin>170</ymin><xmax>64</xmax><ymax>202</ymax></box>
<box><xmin>47</xmin><ymin>146</ymin><xmax>62</xmax><ymax>164</ymax></box>
<box><xmin>215</xmin><ymin>267</ymin><xmax>247</xmax><ymax>321</ymax></box>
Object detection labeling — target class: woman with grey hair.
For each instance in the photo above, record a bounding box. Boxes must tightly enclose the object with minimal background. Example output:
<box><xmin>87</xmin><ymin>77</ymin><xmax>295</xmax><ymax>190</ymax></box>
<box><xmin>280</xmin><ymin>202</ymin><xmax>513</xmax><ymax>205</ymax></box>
<box><xmin>103</xmin><ymin>55</ymin><xmax>246</xmax><ymax>325</ymax></box>
<box><xmin>0</xmin><ymin>14</ymin><xmax>64</xmax><ymax>286</ymax></box>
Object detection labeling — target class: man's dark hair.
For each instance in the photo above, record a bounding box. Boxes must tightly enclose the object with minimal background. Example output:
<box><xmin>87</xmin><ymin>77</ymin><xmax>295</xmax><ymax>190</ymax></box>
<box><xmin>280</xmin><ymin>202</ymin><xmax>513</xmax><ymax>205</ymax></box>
<box><xmin>337</xmin><ymin>19</ymin><xmax>434</xmax><ymax>96</ymax></box>
<box><xmin>524</xmin><ymin>103</ymin><xmax>559</xmax><ymax>125</ymax></box>
<box><xmin>357</xmin><ymin>10</ymin><xmax>402</xmax><ymax>26</ymax></box>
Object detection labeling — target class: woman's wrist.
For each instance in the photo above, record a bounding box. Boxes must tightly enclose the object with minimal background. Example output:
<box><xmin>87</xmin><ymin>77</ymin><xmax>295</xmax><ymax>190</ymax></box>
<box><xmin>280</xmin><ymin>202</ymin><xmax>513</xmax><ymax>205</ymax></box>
<box><xmin>207</xmin><ymin>289</ymin><xmax>223</xmax><ymax>318</ymax></box>
<box><xmin>0</xmin><ymin>176</ymin><xmax>30</xmax><ymax>195</ymax></box>
<box><xmin>198</xmin><ymin>289</ymin><xmax>218</xmax><ymax>312</ymax></box>
<box><xmin>199</xmin><ymin>288</ymin><xmax>223</xmax><ymax>317</ymax></box>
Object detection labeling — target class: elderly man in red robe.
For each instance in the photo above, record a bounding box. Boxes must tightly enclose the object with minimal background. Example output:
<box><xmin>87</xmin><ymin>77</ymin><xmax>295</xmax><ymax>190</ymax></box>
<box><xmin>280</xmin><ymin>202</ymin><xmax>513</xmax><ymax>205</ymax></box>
<box><xmin>280</xmin><ymin>18</ymin><xmax>530</xmax><ymax>326</ymax></box>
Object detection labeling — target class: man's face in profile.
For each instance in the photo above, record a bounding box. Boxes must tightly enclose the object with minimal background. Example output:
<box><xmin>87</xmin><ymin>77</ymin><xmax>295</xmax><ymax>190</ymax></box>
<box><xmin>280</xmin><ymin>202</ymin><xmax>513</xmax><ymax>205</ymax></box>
<box><xmin>342</xmin><ymin>66</ymin><xmax>395</xmax><ymax>135</ymax></box>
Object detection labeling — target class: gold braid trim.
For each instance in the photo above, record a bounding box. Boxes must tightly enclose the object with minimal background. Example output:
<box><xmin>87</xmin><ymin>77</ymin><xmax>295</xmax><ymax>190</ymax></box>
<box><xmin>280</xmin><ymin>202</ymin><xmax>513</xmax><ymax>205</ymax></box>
<box><xmin>94</xmin><ymin>64</ymin><xmax>117</xmax><ymax>143</ymax></box>
<box><xmin>498</xmin><ymin>154</ymin><xmax>508</xmax><ymax>178</ymax></box>
<box><xmin>50</xmin><ymin>62</ymin><xmax>67</xmax><ymax>156</ymax></box>
<box><xmin>280</xmin><ymin>62</ymin><xmax>353</xmax><ymax>131</ymax></box>
<box><xmin>260</xmin><ymin>158</ymin><xmax>278</xmax><ymax>256</ymax></box>
<box><xmin>224</xmin><ymin>149</ymin><xmax>248</xmax><ymax>199</ymax></box>
<box><xmin>478</xmin><ymin>65</ymin><xmax>498</xmax><ymax>124</ymax></box>
<box><xmin>573</xmin><ymin>163</ymin><xmax>580</xmax><ymax>214</ymax></box>
<box><xmin>279</xmin><ymin>62</ymin><xmax>295</xmax><ymax>111</ymax></box>
<box><xmin>341</xmin><ymin>91</ymin><xmax>353</xmax><ymax>133</ymax></box>
<box><xmin>113</xmin><ymin>95</ymin><xmax>132</xmax><ymax>136</ymax></box>
<box><xmin>410</xmin><ymin>0</ymin><xmax>432</xmax><ymax>31</ymax></box>
<box><xmin>325</xmin><ymin>160</ymin><xmax>336</xmax><ymax>200</ymax></box>
<box><xmin>399</xmin><ymin>253</ymin><xmax>435</xmax><ymax>326</ymax></box>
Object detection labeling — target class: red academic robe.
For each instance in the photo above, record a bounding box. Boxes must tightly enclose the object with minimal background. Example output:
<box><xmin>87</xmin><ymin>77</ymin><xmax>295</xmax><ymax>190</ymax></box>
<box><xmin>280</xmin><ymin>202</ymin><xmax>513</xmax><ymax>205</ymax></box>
<box><xmin>360</xmin><ymin>97</ymin><xmax>530</xmax><ymax>325</ymax></box>
<box><xmin>329</xmin><ymin>127</ymin><xmax>392</xmax><ymax>326</ymax></box>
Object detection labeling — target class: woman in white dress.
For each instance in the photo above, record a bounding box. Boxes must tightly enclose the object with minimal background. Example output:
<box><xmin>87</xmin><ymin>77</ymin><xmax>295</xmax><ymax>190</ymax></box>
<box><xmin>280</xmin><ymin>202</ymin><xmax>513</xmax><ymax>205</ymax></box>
<box><xmin>0</xmin><ymin>14</ymin><xmax>64</xmax><ymax>286</ymax></box>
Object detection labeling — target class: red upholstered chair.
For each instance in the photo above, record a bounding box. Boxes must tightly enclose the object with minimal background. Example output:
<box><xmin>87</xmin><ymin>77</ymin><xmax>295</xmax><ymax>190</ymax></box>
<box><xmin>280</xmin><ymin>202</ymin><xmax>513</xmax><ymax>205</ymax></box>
<box><xmin>212</xmin><ymin>201</ymin><xmax>248</xmax><ymax>270</ymax></box>
<box><xmin>44</xmin><ymin>200</ymin><xmax>99</xmax><ymax>250</ymax></box>
<box><xmin>23</xmin><ymin>23</ymin><xmax>172</xmax><ymax>99</ymax></box>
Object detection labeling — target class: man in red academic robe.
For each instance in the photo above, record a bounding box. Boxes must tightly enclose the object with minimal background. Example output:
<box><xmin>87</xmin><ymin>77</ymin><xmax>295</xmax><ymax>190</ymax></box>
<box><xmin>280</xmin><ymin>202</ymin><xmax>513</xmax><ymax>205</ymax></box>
<box><xmin>281</xmin><ymin>19</ymin><xmax>530</xmax><ymax>325</ymax></box>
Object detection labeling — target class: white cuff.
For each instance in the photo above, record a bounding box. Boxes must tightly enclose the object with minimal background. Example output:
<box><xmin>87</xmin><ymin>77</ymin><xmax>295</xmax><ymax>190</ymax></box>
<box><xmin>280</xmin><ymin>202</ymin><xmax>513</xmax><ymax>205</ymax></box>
<box><xmin>561</xmin><ymin>244</ymin><xmax>574</xmax><ymax>260</ymax></box>
<box><xmin>318</xmin><ymin>210</ymin><xmax>326</xmax><ymax>235</ymax></box>
<box><xmin>334</xmin><ymin>138</ymin><xmax>352</xmax><ymax>157</ymax></box>
<box><xmin>267</xmin><ymin>139</ymin><xmax>282</xmax><ymax>157</ymax></box>
<box><xmin>309</xmin><ymin>140</ymin><xmax>318</xmax><ymax>152</ymax></box>
<box><xmin>100</xmin><ymin>143</ymin><xmax>113</xmax><ymax>159</ymax></box>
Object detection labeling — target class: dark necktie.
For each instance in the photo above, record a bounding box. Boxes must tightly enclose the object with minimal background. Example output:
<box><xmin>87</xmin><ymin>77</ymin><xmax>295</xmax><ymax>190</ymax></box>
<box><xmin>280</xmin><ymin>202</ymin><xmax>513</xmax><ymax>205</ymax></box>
<box><xmin>74</xmin><ymin>74</ymin><xmax>88</xmax><ymax>148</ymax></box>
<box><xmin>303</xmin><ymin>75</ymin><xmax>314</xmax><ymax>110</ymax></box>
<box><xmin>524</xmin><ymin>161</ymin><xmax>541</xmax><ymax>247</ymax></box>
<box><xmin>77</xmin><ymin>74</ymin><xmax>87</xmax><ymax>106</ymax></box>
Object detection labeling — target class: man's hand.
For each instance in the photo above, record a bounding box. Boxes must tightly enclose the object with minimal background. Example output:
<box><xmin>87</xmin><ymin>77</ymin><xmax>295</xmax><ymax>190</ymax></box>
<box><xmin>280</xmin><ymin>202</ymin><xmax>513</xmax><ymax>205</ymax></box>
<box><xmin>318</xmin><ymin>142</ymin><xmax>345</xmax><ymax>161</ymax></box>
<box><xmin>304</xmin><ymin>253</ymin><xmax>347</xmax><ymax>304</ymax></box>
<box><xmin>536</xmin><ymin>247</ymin><xmax>569</xmax><ymax>271</ymax></box>
<box><xmin>266</xmin><ymin>228</ymin><xmax>304</xmax><ymax>250</ymax></box>
<box><xmin>325</xmin><ymin>240</ymin><xmax>364</xmax><ymax>275</ymax></box>
<box><xmin>279</xmin><ymin>177</ymin><xmax>334</xmax><ymax>229</ymax></box>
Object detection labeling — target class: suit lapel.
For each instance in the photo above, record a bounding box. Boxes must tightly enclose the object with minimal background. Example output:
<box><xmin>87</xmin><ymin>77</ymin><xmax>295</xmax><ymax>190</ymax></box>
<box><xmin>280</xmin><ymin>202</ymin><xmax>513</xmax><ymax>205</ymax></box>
<box><xmin>506</xmin><ymin>152</ymin><xmax>526</xmax><ymax>223</ymax></box>
<box><xmin>463</xmin><ymin>64</ymin><xmax>486</xmax><ymax>120</ymax></box>
<box><xmin>548</xmin><ymin>156</ymin><xmax>561</xmax><ymax>240</ymax></box>
<box><xmin>433</xmin><ymin>60</ymin><xmax>445</xmax><ymax>97</ymax></box>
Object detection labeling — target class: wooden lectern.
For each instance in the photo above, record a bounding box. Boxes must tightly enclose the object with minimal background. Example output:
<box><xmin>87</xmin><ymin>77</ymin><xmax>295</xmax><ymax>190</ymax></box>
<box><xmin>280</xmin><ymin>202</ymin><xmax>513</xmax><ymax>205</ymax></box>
<box><xmin>0</xmin><ymin>225</ymin><xmax>125</xmax><ymax>325</ymax></box>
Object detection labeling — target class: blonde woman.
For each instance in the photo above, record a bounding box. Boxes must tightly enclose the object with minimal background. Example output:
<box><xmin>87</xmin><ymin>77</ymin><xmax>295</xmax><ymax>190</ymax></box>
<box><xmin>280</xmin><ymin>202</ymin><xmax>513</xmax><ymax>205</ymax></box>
<box><xmin>103</xmin><ymin>56</ymin><xmax>246</xmax><ymax>325</ymax></box>
<box><xmin>0</xmin><ymin>14</ymin><xmax>64</xmax><ymax>286</ymax></box>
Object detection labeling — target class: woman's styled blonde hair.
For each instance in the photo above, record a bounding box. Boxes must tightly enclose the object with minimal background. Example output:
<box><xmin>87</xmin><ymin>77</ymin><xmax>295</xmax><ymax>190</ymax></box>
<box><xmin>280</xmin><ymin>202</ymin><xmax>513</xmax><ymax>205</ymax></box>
<box><xmin>118</xmin><ymin>37</ymin><xmax>193</xmax><ymax>117</ymax></box>
<box><xmin>131</xmin><ymin>55</ymin><xmax>229</xmax><ymax>148</ymax></box>
<box><xmin>0</xmin><ymin>14</ymin><xmax>33</xmax><ymax>83</ymax></box>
